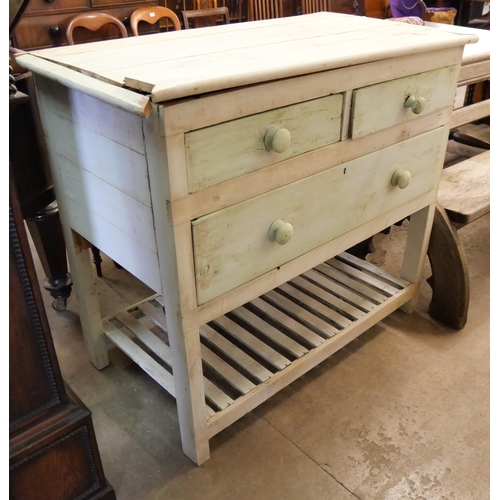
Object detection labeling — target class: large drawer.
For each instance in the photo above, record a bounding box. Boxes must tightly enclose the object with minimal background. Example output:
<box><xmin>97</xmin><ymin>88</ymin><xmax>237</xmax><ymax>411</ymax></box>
<box><xmin>192</xmin><ymin>127</ymin><xmax>447</xmax><ymax>305</ymax></box>
<box><xmin>350</xmin><ymin>66</ymin><xmax>458</xmax><ymax>140</ymax></box>
<box><xmin>24</xmin><ymin>0</ymin><xmax>90</xmax><ymax>15</ymax></box>
<box><xmin>185</xmin><ymin>94</ymin><xmax>344</xmax><ymax>193</ymax></box>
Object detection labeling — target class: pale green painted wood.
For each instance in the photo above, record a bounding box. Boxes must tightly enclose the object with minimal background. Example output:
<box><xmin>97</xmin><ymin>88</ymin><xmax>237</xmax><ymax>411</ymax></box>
<box><xmin>185</xmin><ymin>94</ymin><xmax>343</xmax><ymax>193</ymax></box>
<box><xmin>350</xmin><ymin>66</ymin><xmax>458</xmax><ymax>139</ymax></box>
<box><xmin>192</xmin><ymin>127</ymin><xmax>447</xmax><ymax>305</ymax></box>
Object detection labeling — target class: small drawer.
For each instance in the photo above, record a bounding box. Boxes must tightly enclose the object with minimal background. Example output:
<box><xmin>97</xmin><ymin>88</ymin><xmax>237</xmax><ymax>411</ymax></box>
<box><xmin>350</xmin><ymin>66</ymin><xmax>458</xmax><ymax>140</ymax></box>
<box><xmin>14</xmin><ymin>12</ymin><xmax>75</xmax><ymax>50</ymax></box>
<box><xmin>185</xmin><ymin>94</ymin><xmax>344</xmax><ymax>193</ymax></box>
<box><xmin>24</xmin><ymin>0</ymin><xmax>90</xmax><ymax>15</ymax></box>
<box><xmin>192</xmin><ymin>127</ymin><xmax>447</xmax><ymax>305</ymax></box>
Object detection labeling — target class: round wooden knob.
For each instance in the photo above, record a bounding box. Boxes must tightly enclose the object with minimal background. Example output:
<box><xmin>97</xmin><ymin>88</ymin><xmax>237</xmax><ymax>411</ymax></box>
<box><xmin>404</xmin><ymin>95</ymin><xmax>426</xmax><ymax>115</ymax></box>
<box><xmin>49</xmin><ymin>25</ymin><xmax>62</xmax><ymax>36</ymax></box>
<box><xmin>264</xmin><ymin>126</ymin><xmax>291</xmax><ymax>153</ymax></box>
<box><xmin>391</xmin><ymin>169</ymin><xmax>411</xmax><ymax>189</ymax></box>
<box><xmin>268</xmin><ymin>220</ymin><xmax>293</xmax><ymax>245</ymax></box>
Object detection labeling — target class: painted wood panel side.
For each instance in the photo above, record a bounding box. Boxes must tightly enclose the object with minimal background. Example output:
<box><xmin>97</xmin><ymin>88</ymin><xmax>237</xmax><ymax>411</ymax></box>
<box><xmin>53</xmin><ymin>113</ymin><xmax>151</xmax><ymax>207</ymax></box>
<box><xmin>192</xmin><ymin>128</ymin><xmax>447</xmax><ymax>304</ymax></box>
<box><xmin>63</xmin><ymin>196</ymin><xmax>161</xmax><ymax>292</ymax></box>
<box><xmin>34</xmin><ymin>77</ymin><xmax>145</xmax><ymax>154</ymax></box>
<box><xmin>32</xmin><ymin>75</ymin><xmax>160</xmax><ymax>292</ymax></box>
<box><xmin>57</xmin><ymin>156</ymin><xmax>157</xmax><ymax>253</ymax></box>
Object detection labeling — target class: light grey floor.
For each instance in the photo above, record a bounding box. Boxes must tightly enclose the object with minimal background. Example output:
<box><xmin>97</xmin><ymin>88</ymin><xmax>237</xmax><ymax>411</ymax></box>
<box><xmin>31</xmin><ymin>129</ymin><xmax>490</xmax><ymax>500</ymax></box>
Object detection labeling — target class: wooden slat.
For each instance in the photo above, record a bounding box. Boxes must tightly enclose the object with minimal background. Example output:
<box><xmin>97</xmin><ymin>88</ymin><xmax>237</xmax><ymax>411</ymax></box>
<box><xmin>103</xmin><ymin>249</ymin><xmax>414</xmax><ymax>423</ymax></box>
<box><xmin>138</xmin><ymin>301</ymin><xmax>168</xmax><ymax>331</ymax></box>
<box><xmin>207</xmin><ymin>285</ymin><xmax>416</xmax><ymax>437</ymax></box>
<box><xmin>450</xmin><ymin>99</ymin><xmax>490</xmax><ymax>129</ymax></box>
<box><xmin>103</xmin><ymin>320</ymin><xmax>176</xmax><ymax>397</ymax></box>
<box><xmin>249</xmin><ymin>297</ymin><xmax>325</xmax><ymax>348</ymax></box>
<box><xmin>302</xmin><ymin>269</ymin><xmax>375</xmax><ymax>313</ymax></box>
<box><xmin>116</xmin><ymin>312</ymin><xmax>173</xmax><ymax>365</ymax></box>
<box><xmin>314</xmin><ymin>262</ymin><xmax>386</xmax><ymax>304</ymax></box>
<box><xmin>264</xmin><ymin>290</ymin><xmax>338</xmax><ymax>338</ymax></box>
<box><xmin>200</xmin><ymin>325</ymin><xmax>273</xmax><ymax>383</ymax></box>
<box><xmin>290</xmin><ymin>275</ymin><xmax>365</xmax><ymax>320</ymax></box>
<box><xmin>117</xmin><ymin>311</ymin><xmax>233</xmax><ymax>415</ymax></box>
<box><xmin>336</xmin><ymin>252</ymin><xmax>409</xmax><ymax>288</ymax></box>
<box><xmin>213</xmin><ymin>316</ymin><xmax>291</xmax><ymax>370</ymax></box>
<box><xmin>326</xmin><ymin>258</ymin><xmax>400</xmax><ymax>296</ymax></box>
<box><xmin>203</xmin><ymin>378</ymin><xmax>234</xmax><ymax>411</ymax></box>
<box><xmin>278</xmin><ymin>283</ymin><xmax>352</xmax><ymax>328</ymax></box>
<box><xmin>231</xmin><ymin>306</ymin><xmax>308</xmax><ymax>358</ymax></box>
<box><xmin>200</xmin><ymin>344</ymin><xmax>256</xmax><ymax>395</ymax></box>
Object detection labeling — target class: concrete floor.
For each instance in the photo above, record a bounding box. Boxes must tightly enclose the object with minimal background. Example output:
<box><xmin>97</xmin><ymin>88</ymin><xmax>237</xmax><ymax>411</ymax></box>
<box><xmin>31</xmin><ymin>130</ymin><xmax>490</xmax><ymax>500</ymax></box>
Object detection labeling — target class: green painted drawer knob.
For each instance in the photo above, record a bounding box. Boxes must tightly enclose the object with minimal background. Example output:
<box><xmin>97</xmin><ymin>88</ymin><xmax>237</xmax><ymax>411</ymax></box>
<box><xmin>264</xmin><ymin>126</ymin><xmax>291</xmax><ymax>153</ymax></box>
<box><xmin>268</xmin><ymin>220</ymin><xmax>294</xmax><ymax>245</ymax></box>
<box><xmin>391</xmin><ymin>169</ymin><xmax>411</xmax><ymax>189</ymax></box>
<box><xmin>404</xmin><ymin>95</ymin><xmax>426</xmax><ymax>114</ymax></box>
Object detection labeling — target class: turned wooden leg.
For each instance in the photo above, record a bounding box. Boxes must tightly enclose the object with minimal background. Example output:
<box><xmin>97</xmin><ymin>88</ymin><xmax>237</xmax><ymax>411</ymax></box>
<box><xmin>90</xmin><ymin>245</ymin><xmax>103</xmax><ymax>277</ymax></box>
<box><xmin>427</xmin><ymin>203</ymin><xmax>470</xmax><ymax>330</ymax></box>
<box><xmin>25</xmin><ymin>200</ymin><xmax>73</xmax><ymax>311</ymax></box>
<box><xmin>90</xmin><ymin>245</ymin><xmax>122</xmax><ymax>276</ymax></box>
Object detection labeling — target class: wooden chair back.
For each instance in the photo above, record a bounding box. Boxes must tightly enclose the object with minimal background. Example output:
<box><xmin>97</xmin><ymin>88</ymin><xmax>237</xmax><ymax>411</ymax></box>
<box><xmin>182</xmin><ymin>6</ymin><xmax>231</xmax><ymax>28</ymax></box>
<box><xmin>301</xmin><ymin>0</ymin><xmax>330</xmax><ymax>14</ymax></box>
<box><xmin>130</xmin><ymin>6</ymin><xmax>181</xmax><ymax>36</ymax></box>
<box><xmin>247</xmin><ymin>0</ymin><xmax>283</xmax><ymax>20</ymax></box>
<box><xmin>66</xmin><ymin>12</ymin><xmax>128</xmax><ymax>45</ymax></box>
<box><xmin>301</xmin><ymin>0</ymin><xmax>365</xmax><ymax>15</ymax></box>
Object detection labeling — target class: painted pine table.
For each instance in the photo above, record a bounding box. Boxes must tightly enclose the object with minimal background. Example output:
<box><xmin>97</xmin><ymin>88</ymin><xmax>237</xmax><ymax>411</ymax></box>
<box><xmin>16</xmin><ymin>13</ymin><xmax>476</xmax><ymax>465</ymax></box>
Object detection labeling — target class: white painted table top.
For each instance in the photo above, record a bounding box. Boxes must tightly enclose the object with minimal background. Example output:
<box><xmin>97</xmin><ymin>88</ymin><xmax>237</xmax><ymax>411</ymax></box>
<box><xmin>425</xmin><ymin>22</ymin><xmax>489</xmax><ymax>66</ymax></box>
<box><xmin>17</xmin><ymin>13</ymin><xmax>477</xmax><ymax>103</ymax></box>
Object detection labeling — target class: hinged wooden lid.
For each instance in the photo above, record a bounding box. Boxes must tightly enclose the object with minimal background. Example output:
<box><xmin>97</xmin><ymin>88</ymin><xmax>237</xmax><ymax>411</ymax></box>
<box><xmin>16</xmin><ymin>13</ymin><xmax>478</xmax><ymax>108</ymax></box>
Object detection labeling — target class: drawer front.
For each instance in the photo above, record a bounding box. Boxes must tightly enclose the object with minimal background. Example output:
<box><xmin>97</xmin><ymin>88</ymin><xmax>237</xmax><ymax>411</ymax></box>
<box><xmin>13</xmin><ymin>4</ymin><xmax>156</xmax><ymax>49</ymax></box>
<box><xmin>192</xmin><ymin>127</ymin><xmax>447</xmax><ymax>304</ymax></box>
<box><xmin>350</xmin><ymin>66</ymin><xmax>458</xmax><ymax>140</ymax></box>
<box><xmin>24</xmin><ymin>0</ymin><xmax>90</xmax><ymax>15</ymax></box>
<box><xmin>185</xmin><ymin>94</ymin><xmax>343</xmax><ymax>193</ymax></box>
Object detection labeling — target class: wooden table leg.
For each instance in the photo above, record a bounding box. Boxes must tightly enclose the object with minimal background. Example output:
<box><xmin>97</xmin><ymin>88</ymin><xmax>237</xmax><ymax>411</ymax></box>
<box><xmin>25</xmin><ymin>201</ymin><xmax>73</xmax><ymax>311</ymax></box>
<box><xmin>426</xmin><ymin>203</ymin><xmax>470</xmax><ymax>329</ymax></box>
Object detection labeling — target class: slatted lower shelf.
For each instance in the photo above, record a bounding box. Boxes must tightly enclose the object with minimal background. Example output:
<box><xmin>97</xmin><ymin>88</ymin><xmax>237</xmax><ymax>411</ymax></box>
<box><xmin>102</xmin><ymin>252</ymin><xmax>411</xmax><ymax>422</ymax></box>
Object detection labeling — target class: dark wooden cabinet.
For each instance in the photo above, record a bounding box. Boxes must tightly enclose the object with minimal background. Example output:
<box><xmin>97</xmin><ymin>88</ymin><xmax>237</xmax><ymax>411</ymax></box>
<box><xmin>9</xmin><ymin>128</ymin><xmax>115</xmax><ymax>499</ymax></box>
<box><xmin>11</xmin><ymin>0</ymin><xmax>165</xmax><ymax>50</ymax></box>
